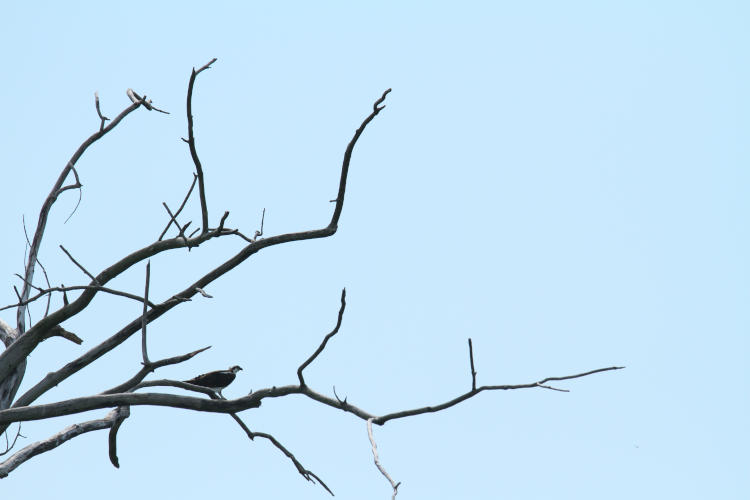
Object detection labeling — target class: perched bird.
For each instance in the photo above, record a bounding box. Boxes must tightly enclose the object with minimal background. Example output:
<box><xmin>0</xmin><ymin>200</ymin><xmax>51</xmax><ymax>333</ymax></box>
<box><xmin>184</xmin><ymin>365</ymin><xmax>242</xmax><ymax>398</ymax></box>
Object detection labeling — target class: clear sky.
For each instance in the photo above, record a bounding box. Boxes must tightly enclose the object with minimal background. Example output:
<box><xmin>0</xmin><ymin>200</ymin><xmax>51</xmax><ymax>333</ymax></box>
<box><xmin>1</xmin><ymin>1</ymin><xmax>748</xmax><ymax>499</ymax></box>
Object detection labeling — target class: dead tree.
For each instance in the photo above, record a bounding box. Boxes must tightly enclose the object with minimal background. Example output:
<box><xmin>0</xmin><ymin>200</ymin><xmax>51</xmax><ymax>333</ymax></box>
<box><xmin>0</xmin><ymin>60</ymin><xmax>623</xmax><ymax>495</ymax></box>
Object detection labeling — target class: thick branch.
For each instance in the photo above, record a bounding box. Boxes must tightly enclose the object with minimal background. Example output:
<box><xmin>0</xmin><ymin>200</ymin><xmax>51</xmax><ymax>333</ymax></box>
<box><xmin>297</xmin><ymin>288</ymin><xmax>346</xmax><ymax>385</ymax></box>
<box><xmin>0</xmin><ymin>407</ymin><xmax>127</xmax><ymax>478</ymax></box>
<box><xmin>0</xmin><ymin>320</ymin><xmax>24</xmax><ymax>412</ymax></box>
<box><xmin>108</xmin><ymin>406</ymin><xmax>130</xmax><ymax>468</ymax></box>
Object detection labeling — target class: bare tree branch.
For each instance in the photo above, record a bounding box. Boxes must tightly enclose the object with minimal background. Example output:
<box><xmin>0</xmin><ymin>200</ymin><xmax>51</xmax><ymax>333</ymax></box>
<box><xmin>297</xmin><ymin>288</ymin><xmax>346</xmax><ymax>386</ymax></box>
<box><xmin>468</xmin><ymin>338</ymin><xmax>477</xmax><ymax>391</ymax></box>
<box><xmin>158</xmin><ymin>174</ymin><xmax>198</xmax><ymax>240</ymax></box>
<box><xmin>0</xmin><ymin>407</ymin><xmax>127</xmax><ymax>478</ymax></box>
<box><xmin>371</xmin><ymin>366</ymin><xmax>626</xmax><ymax>425</ymax></box>
<box><xmin>16</xmin><ymin>99</ymin><xmax>145</xmax><ymax>334</ymax></box>
<box><xmin>0</xmin><ymin>367</ymin><xmax>624</xmax><ymax>426</ymax></box>
<box><xmin>94</xmin><ymin>91</ymin><xmax>110</xmax><ymax>132</ymax></box>
<box><xmin>102</xmin><ymin>346</ymin><xmax>211</xmax><ymax>395</ymax></box>
<box><xmin>0</xmin><ymin>88</ymin><xmax>392</xmax><ymax>416</ymax></box>
<box><xmin>59</xmin><ymin>245</ymin><xmax>99</xmax><ymax>284</ymax></box>
<box><xmin>1</xmin><ymin>283</ymin><xmax>157</xmax><ymax>313</ymax></box>
<box><xmin>41</xmin><ymin>325</ymin><xmax>83</xmax><ymax>345</ymax></box>
<box><xmin>252</xmin><ymin>430</ymin><xmax>334</xmax><ymax>496</ymax></box>
<box><xmin>330</xmin><ymin>88</ymin><xmax>391</xmax><ymax>229</ymax></box>
<box><xmin>108</xmin><ymin>406</ymin><xmax>130</xmax><ymax>468</ymax></box>
<box><xmin>223</xmin><ymin>410</ymin><xmax>331</xmax><ymax>493</ymax></box>
<box><xmin>367</xmin><ymin>418</ymin><xmax>400</xmax><ymax>499</ymax></box>
<box><xmin>185</xmin><ymin>58</ymin><xmax>217</xmax><ymax>235</ymax></box>
<box><xmin>141</xmin><ymin>262</ymin><xmax>151</xmax><ymax>366</ymax></box>
<box><xmin>0</xmin><ymin>320</ymin><xmax>25</xmax><ymax>412</ymax></box>
<box><xmin>161</xmin><ymin>202</ymin><xmax>185</xmax><ymax>236</ymax></box>
<box><xmin>0</xmin><ymin>424</ymin><xmax>23</xmax><ymax>457</ymax></box>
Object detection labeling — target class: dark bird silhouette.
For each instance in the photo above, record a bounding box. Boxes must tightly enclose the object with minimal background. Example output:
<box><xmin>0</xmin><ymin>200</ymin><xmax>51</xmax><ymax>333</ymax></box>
<box><xmin>184</xmin><ymin>365</ymin><xmax>242</xmax><ymax>398</ymax></box>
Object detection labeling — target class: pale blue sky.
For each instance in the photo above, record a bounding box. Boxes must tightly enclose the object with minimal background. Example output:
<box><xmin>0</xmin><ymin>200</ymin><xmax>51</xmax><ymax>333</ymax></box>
<box><xmin>1</xmin><ymin>2</ymin><xmax>748</xmax><ymax>499</ymax></box>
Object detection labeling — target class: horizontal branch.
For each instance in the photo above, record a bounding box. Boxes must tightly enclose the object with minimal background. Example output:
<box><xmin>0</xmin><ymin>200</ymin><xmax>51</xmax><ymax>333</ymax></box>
<box><xmin>1</xmin><ymin>283</ymin><xmax>157</xmax><ymax>313</ymax></box>
<box><xmin>371</xmin><ymin>366</ymin><xmax>625</xmax><ymax>425</ymax></box>
<box><xmin>0</xmin><ymin>367</ymin><xmax>624</xmax><ymax>426</ymax></box>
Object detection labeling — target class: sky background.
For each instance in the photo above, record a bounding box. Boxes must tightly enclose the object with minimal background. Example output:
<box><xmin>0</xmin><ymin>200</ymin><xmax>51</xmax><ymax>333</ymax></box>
<box><xmin>1</xmin><ymin>1</ymin><xmax>748</xmax><ymax>499</ymax></box>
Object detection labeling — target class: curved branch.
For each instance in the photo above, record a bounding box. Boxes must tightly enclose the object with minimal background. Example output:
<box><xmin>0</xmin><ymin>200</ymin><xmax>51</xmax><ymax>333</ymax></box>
<box><xmin>297</xmin><ymin>288</ymin><xmax>346</xmax><ymax>385</ymax></box>
<box><xmin>367</xmin><ymin>418</ymin><xmax>400</xmax><ymax>499</ymax></box>
<box><xmin>2</xmin><ymin>89</ymin><xmax>392</xmax><ymax>419</ymax></box>
<box><xmin>330</xmin><ymin>88</ymin><xmax>391</xmax><ymax>229</ymax></box>
<box><xmin>108</xmin><ymin>406</ymin><xmax>130</xmax><ymax>468</ymax></box>
<box><xmin>185</xmin><ymin>58</ymin><xmax>216</xmax><ymax>234</ymax></box>
<box><xmin>0</xmin><ymin>407</ymin><xmax>126</xmax><ymax>478</ymax></box>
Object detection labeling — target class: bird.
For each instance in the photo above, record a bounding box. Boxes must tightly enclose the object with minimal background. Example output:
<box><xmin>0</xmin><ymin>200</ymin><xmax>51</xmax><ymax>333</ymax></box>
<box><xmin>183</xmin><ymin>365</ymin><xmax>242</xmax><ymax>398</ymax></box>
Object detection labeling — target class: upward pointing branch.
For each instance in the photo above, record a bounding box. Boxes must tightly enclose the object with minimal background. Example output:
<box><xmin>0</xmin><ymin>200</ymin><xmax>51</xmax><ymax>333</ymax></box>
<box><xmin>185</xmin><ymin>58</ymin><xmax>217</xmax><ymax>235</ymax></box>
<box><xmin>329</xmin><ymin>88</ymin><xmax>391</xmax><ymax>229</ymax></box>
<box><xmin>17</xmin><ymin>99</ymin><xmax>145</xmax><ymax>333</ymax></box>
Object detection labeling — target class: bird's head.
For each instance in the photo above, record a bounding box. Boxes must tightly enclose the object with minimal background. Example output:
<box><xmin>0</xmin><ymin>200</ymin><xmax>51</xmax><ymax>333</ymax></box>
<box><xmin>229</xmin><ymin>365</ymin><xmax>243</xmax><ymax>374</ymax></box>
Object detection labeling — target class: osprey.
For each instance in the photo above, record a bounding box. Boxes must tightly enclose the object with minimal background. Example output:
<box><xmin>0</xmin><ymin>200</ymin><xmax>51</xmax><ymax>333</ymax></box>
<box><xmin>184</xmin><ymin>365</ymin><xmax>242</xmax><ymax>398</ymax></box>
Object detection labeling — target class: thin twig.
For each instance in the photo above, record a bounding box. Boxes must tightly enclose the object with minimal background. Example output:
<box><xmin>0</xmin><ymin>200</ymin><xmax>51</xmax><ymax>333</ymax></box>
<box><xmin>21</xmin><ymin>216</ymin><xmax>53</xmax><ymax>319</ymax></box>
<box><xmin>101</xmin><ymin>346</ymin><xmax>211</xmax><ymax>395</ymax></box>
<box><xmin>254</xmin><ymin>208</ymin><xmax>265</xmax><ymax>240</ymax></box>
<box><xmin>59</xmin><ymin>245</ymin><xmax>98</xmax><ymax>284</ymax></box>
<box><xmin>158</xmin><ymin>174</ymin><xmax>198</xmax><ymax>240</ymax></box>
<box><xmin>0</xmin><ymin>424</ymin><xmax>23</xmax><ymax>457</ymax></box>
<box><xmin>468</xmin><ymin>338</ymin><xmax>477</xmax><ymax>391</ymax></box>
<box><xmin>252</xmin><ymin>431</ymin><xmax>334</xmax><ymax>496</ymax></box>
<box><xmin>94</xmin><ymin>91</ymin><xmax>110</xmax><ymax>132</ymax></box>
<box><xmin>141</xmin><ymin>262</ymin><xmax>151</xmax><ymax>366</ymax></box>
<box><xmin>367</xmin><ymin>418</ymin><xmax>400</xmax><ymax>499</ymax></box>
<box><xmin>1</xmin><ymin>283</ymin><xmax>157</xmax><ymax>312</ymax></box>
<box><xmin>62</xmin><ymin>166</ymin><xmax>83</xmax><ymax>224</ymax></box>
<box><xmin>161</xmin><ymin>203</ymin><xmax>184</xmax><ymax>235</ymax></box>
<box><xmin>297</xmin><ymin>288</ymin><xmax>346</xmax><ymax>385</ymax></box>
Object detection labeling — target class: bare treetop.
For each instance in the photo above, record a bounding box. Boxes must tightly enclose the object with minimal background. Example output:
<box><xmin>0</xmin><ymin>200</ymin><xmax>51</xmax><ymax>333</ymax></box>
<box><xmin>0</xmin><ymin>60</ymin><xmax>622</xmax><ymax>494</ymax></box>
